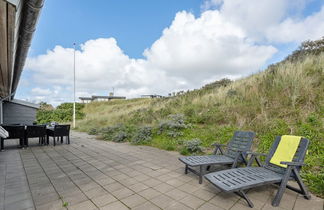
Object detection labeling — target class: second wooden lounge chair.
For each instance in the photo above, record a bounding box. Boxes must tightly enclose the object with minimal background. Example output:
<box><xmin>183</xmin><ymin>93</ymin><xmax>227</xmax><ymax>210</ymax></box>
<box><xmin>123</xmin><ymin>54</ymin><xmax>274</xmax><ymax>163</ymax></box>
<box><xmin>179</xmin><ymin>131</ymin><xmax>255</xmax><ymax>183</ymax></box>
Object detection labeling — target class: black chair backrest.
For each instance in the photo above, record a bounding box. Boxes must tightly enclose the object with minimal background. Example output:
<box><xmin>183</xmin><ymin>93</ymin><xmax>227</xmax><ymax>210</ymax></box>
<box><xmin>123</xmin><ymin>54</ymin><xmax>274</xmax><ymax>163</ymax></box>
<box><xmin>264</xmin><ymin>136</ymin><xmax>309</xmax><ymax>174</ymax></box>
<box><xmin>54</xmin><ymin>125</ymin><xmax>70</xmax><ymax>136</ymax></box>
<box><xmin>26</xmin><ymin>125</ymin><xmax>46</xmax><ymax>138</ymax></box>
<box><xmin>1</xmin><ymin>125</ymin><xmax>25</xmax><ymax>139</ymax></box>
<box><xmin>225</xmin><ymin>131</ymin><xmax>255</xmax><ymax>159</ymax></box>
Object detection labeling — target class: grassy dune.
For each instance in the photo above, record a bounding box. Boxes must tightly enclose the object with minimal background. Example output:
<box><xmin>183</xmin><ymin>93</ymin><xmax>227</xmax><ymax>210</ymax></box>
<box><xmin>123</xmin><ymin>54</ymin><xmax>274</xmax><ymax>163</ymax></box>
<box><xmin>77</xmin><ymin>51</ymin><xmax>324</xmax><ymax>196</ymax></box>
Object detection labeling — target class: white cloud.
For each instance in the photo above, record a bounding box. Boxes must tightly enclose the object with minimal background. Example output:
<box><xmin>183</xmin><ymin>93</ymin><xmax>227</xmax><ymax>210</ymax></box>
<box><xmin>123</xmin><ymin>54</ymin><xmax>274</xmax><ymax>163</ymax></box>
<box><xmin>144</xmin><ymin>11</ymin><xmax>276</xmax><ymax>83</ymax></box>
<box><xmin>201</xmin><ymin>0</ymin><xmax>223</xmax><ymax>11</ymax></box>
<box><xmin>266</xmin><ymin>6</ymin><xmax>324</xmax><ymax>43</ymax></box>
<box><xmin>24</xmin><ymin>0</ymin><xmax>324</xmax><ymax>105</ymax></box>
<box><xmin>31</xmin><ymin>87</ymin><xmax>52</xmax><ymax>95</ymax></box>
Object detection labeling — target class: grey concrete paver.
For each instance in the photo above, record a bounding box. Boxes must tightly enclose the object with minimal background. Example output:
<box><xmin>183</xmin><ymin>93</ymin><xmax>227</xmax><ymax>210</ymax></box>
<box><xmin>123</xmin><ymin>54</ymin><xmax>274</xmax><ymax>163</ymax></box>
<box><xmin>138</xmin><ymin>188</ymin><xmax>162</xmax><ymax>200</ymax></box>
<box><xmin>131</xmin><ymin>201</ymin><xmax>161</xmax><ymax>210</ymax></box>
<box><xmin>120</xmin><ymin>194</ymin><xmax>147</xmax><ymax>208</ymax></box>
<box><xmin>0</xmin><ymin>132</ymin><xmax>323</xmax><ymax>210</ymax></box>
<box><xmin>36</xmin><ymin>199</ymin><xmax>65</xmax><ymax>210</ymax></box>
<box><xmin>150</xmin><ymin>194</ymin><xmax>178</xmax><ymax>209</ymax></box>
<box><xmin>179</xmin><ymin>194</ymin><xmax>206</xmax><ymax>209</ymax></box>
<box><xmin>208</xmin><ymin>193</ymin><xmax>239</xmax><ymax>209</ymax></box>
<box><xmin>68</xmin><ymin>200</ymin><xmax>98</xmax><ymax>210</ymax></box>
<box><xmin>100</xmin><ymin>201</ymin><xmax>129</xmax><ymax>210</ymax></box>
<box><xmin>164</xmin><ymin>201</ymin><xmax>192</xmax><ymax>210</ymax></box>
<box><xmin>91</xmin><ymin>193</ymin><xmax>117</xmax><ymax>207</ymax></box>
<box><xmin>198</xmin><ymin>202</ymin><xmax>225</xmax><ymax>210</ymax></box>
<box><xmin>165</xmin><ymin>188</ymin><xmax>190</xmax><ymax>201</ymax></box>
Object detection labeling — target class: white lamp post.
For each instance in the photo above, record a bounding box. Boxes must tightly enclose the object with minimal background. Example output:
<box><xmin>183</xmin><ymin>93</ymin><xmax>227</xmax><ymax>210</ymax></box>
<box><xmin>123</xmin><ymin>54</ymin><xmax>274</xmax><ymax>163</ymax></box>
<box><xmin>73</xmin><ymin>43</ymin><xmax>76</xmax><ymax>128</ymax></box>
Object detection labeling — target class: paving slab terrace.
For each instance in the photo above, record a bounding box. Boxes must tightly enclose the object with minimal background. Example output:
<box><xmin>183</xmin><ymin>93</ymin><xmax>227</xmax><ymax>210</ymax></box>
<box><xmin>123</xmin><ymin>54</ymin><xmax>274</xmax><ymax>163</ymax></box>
<box><xmin>0</xmin><ymin>131</ymin><xmax>323</xmax><ymax>210</ymax></box>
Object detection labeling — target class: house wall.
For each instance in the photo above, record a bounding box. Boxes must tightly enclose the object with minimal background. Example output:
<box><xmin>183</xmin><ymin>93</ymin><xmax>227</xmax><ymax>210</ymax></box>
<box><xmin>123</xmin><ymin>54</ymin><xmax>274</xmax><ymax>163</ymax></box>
<box><xmin>0</xmin><ymin>100</ymin><xmax>3</xmax><ymax>123</ymax></box>
<box><xmin>3</xmin><ymin>101</ymin><xmax>37</xmax><ymax>125</ymax></box>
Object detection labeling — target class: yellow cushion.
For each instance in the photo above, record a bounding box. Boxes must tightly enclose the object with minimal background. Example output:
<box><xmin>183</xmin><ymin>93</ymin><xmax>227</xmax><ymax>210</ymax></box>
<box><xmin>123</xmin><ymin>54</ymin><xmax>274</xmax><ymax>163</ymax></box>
<box><xmin>270</xmin><ymin>135</ymin><xmax>301</xmax><ymax>168</ymax></box>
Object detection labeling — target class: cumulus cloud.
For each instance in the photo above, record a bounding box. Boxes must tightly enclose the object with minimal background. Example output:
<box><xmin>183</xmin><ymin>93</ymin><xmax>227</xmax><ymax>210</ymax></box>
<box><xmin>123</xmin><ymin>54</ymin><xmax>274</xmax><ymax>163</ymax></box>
<box><xmin>144</xmin><ymin>11</ymin><xmax>276</xmax><ymax>83</ymax></box>
<box><xmin>24</xmin><ymin>0</ymin><xmax>324</xmax><ymax>105</ymax></box>
<box><xmin>266</xmin><ymin>6</ymin><xmax>324</xmax><ymax>43</ymax></box>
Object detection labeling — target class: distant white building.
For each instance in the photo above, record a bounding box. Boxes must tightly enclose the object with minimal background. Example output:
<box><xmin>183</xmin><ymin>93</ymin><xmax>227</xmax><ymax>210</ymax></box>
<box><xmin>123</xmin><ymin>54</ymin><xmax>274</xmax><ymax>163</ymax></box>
<box><xmin>79</xmin><ymin>95</ymin><xmax>126</xmax><ymax>103</ymax></box>
<box><xmin>78</xmin><ymin>97</ymin><xmax>92</xmax><ymax>103</ymax></box>
<box><xmin>141</xmin><ymin>94</ymin><xmax>164</xmax><ymax>99</ymax></box>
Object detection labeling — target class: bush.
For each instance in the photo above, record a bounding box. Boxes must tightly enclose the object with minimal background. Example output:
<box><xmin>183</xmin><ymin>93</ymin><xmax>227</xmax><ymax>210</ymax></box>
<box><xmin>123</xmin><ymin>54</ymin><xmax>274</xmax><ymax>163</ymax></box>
<box><xmin>203</xmin><ymin>78</ymin><xmax>232</xmax><ymax>90</ymax></box>
<box><xmin>182</xmin><ymin>139</ymin><xmax>203</xmax><ymax>154</ymax></box>
<box><xmin>101</xmin><ymin>124</ymin><xmax>125</xmax><ymax>141</ymax></box>
<box><xmin>158</xmin><ymin>114</ymin><xmax>189</xmax><ymax>134</ymax></box>
<box><xmin>112</xmin><ymin>131</ymin><xmax>128</xmax><ymax>142</ymax></box>
<box><xmin>132</xmin><ymin>126</ymin><xmax>152</xmax><ymax>144</ymax></box>
<box><xmin>36</xmin><ymin>102</ymin><xmax>85</xmax><ymax>124</ymax></box>
<box><xmin>167</xmin><ymin>131</ymin><xmax>184</xmax><ymax>138</ymax></box>
<box><xmin>88</xmin><ymin>128</ymin><xmax>98</xmax><ymax>135</ymax></box>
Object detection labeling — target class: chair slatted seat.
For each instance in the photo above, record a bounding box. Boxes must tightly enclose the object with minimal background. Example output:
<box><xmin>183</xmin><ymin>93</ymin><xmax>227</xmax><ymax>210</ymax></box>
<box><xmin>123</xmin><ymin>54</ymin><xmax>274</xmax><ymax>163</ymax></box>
<box><xmin>205</xmin><ymin>167</ymin><xmax>282</xmax><ymax>192</ymax></box>
<box><xmin>181</xmin><ymin>155</ymin><xmax>235</xmax><ymax>166</ymax></box>
<box><xmin>179</xmin><ymin>131</ymin><xmax>255</xmax><ymax>183</ymax></box>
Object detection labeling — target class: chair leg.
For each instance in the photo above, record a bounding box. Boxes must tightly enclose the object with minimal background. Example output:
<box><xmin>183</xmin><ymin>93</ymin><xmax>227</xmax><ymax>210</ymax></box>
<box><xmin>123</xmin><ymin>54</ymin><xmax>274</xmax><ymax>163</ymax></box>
<box><xmin>53</xmin><ymin>136</ymin><xmax>56</xmax><ymax>146</ymax></box>
<box><xmin>199</xmin><ymin>165</ymin><xmax>205</xmax><ymax>184</ymax></box>
<box><xmin>25</xmin><ymin>138</ymin><xmax>28</xmax><ymax>147</ymax></box>
<box><xmin>272</xmin><ymin>167</ymin><xmax>292</xmax><ymax>206</ymax></box>
<box><xmin>185</xmin><ymin>165</ymin><xmax>188</xmax><ymax>174</ymax></box>
<box><xmin>293</xmin><ymin>168</ymin><xmax>311</xmax><ymax>199</ymax></box>
<box><xmin>46</xmin><ymin>135</ymin><xmax>49</xmax><ymax>145</ymax></box>
<box><xmin>235</xmin><ymin>190</ymin><xmax>254</xmax><ymax>208</ymax></box>
<box><xmin>61</xmin><ymin>136</ymin><xmax>63</xmax><ymax>144</ymax></box>
<box><xmin>1</xmin><ymin>138</ymin><xmax>4</xmax><ymax>151</ymax></box>
<box><xmin>19</xmin><ymin>138</ymin><xmax>23</xmax><ymax>148</ymax></box>
<box><xmin>68</xmin><ymin>135</ymin><xmax>70</xmax><ymax>144</ymax></box>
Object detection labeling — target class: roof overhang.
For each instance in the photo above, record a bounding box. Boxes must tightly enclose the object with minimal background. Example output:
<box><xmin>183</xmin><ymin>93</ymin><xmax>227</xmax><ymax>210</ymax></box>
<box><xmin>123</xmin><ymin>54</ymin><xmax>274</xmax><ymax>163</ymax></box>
<box><xmin>0</xmin><ymin>0</ymin><xmax>44</xmax><ymax>100</ymax></box>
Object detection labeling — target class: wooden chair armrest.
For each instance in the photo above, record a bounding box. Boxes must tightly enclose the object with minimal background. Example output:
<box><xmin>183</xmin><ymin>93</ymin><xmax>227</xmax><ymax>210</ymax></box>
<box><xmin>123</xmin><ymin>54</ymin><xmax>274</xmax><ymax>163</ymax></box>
<box><xmin>280</xmin><ymin>161</ymin><xmax>305</xmax><ymax>166</ymax></box>
<box><xmin>246</xmin><ymin>151</ymin><xmax>267</xmax><ymax>156</ymax></box>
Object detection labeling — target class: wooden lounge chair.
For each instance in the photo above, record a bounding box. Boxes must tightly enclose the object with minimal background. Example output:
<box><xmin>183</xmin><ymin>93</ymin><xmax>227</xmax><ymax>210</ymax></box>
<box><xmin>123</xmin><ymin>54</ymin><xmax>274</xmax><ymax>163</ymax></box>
<box><xmin>204</xmin><ymin>135</ymin><xmax>311</xmax><ymax>208</ymax></box>
<box><xmin>179</xmin><ymin>131</ymin><xmax>255</xmax><ymax>183</ymax></box>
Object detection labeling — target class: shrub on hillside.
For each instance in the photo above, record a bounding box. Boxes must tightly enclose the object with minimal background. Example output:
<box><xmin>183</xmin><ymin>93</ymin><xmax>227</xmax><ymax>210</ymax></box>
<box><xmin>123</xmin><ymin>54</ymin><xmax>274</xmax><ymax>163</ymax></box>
<box><xmin>36</xmin><ymin>102</ymin><xmax>85</xmax><ymax>124</ymax></box>
<box><xmin>112</xmin><ymin>131</ymin><xmax>128</xmax><ymax>142</ymax></box>
<box><xmin>167</xmin><ymin>131</ymin><xmax>184</xmax><ymax>138</ymax></box>
<box><xmin>203</xmin><ymin>78</ymin><xmax>232</xmax><ymax>90</ymax></box>
<box><xmin>158</xmin><ymin>114</ymin><xmax>190</xmax><ymax>134</ymax></box>
<box><xmin>286</xmin><ymin>37</ymin><xmax>324</xmax><ymax>61</ymax></box>
<box><xmin>132</xmin><ymin>126</ymin><xmax>152</xmax><ymax>144</ymax></box>
<box><xmin>101</xmin><ymin>124</ymin><xmax>125</xmax><ymax>141</ymax></box>
<box><xmin>88</xmin><ymin>128</ymin><xmax>98</xmax><ymax>135</ymax></box>
<box><xmin>181</xmin><ymin>139</ymin><xmax>203</xmax><ymax>155</ymax></box>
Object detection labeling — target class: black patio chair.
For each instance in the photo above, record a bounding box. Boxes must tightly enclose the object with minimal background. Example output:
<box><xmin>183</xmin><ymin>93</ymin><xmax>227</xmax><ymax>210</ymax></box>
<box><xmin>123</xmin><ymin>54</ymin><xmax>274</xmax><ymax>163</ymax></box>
<box><xmin>179</xmin><ymin>131</ymin><xmax>255</xmax><ymax>183</ymax></box>
<box><xmin>25</xmin><ymin>125</ymin><xmax>47</xmax><ymax>146</ymax></box>
<box><xmin>0</xmin><ymin>125</ymin><xmax>26</xmax><ymax>150</ymax></box>
<box><xmin>46</xmin><ymin>124</ymin><xmax>70</xmax><ymax>146</ymax></box>
<box><xmin>204</xmin><ymin>135</ymin><xmax>311</xmax><ymax>208</ymax></box>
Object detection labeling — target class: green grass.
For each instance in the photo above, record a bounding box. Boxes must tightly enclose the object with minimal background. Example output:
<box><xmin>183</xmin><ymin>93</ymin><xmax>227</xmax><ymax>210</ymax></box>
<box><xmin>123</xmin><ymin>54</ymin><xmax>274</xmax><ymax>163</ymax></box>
<box><xmin>75</xmin><ymin>51</ymin><xmax>324</xmax><ymax>197</ymax></box>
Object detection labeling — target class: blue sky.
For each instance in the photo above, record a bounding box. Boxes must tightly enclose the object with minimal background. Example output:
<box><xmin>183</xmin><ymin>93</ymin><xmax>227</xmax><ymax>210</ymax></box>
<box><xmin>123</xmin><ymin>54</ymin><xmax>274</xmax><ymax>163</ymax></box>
<box><xmin>18</xmin><ymin>0</ymin><xmax>324</xmax><ymax>105</ymax></box>
<box><xmin>28</xmin><ymin>0</ymin><xmax>203</xmax><ymax>58</ymax></box>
